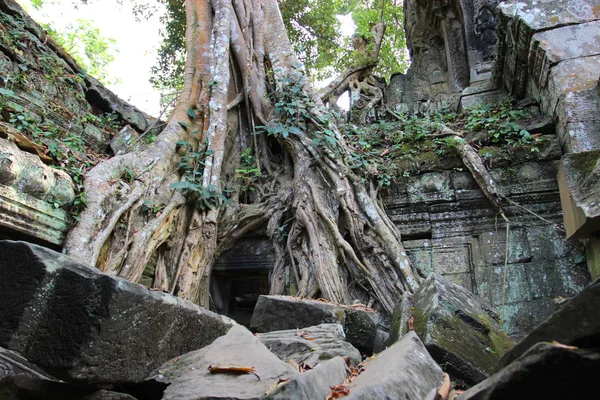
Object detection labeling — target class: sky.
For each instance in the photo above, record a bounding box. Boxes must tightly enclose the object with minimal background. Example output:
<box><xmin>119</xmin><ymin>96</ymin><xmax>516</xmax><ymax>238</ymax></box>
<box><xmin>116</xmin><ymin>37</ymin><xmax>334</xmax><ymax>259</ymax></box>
<box><xmin>17</xmin><ymin>1</ymin><xmax>356</xmax><ymax>116</ymax></box>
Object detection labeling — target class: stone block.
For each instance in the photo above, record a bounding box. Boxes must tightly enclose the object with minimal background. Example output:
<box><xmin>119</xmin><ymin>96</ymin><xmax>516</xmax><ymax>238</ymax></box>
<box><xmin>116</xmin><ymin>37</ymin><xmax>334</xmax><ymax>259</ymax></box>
<box><xmin>458</xmin><ymin>343</ymin><xmax>600</xmax><ymax>400</ymax></box>
<box><xmin>477</xmin><ymin>229</ymin><xmax>531</xmax><ymax>266</ymax></box>
<box><xmin>460</xmin><ymin>89</ymin><xmax>506</xmax><ymax>111</ymax></box>
<box><xmin>343</xmin><ymin>331</ymin><xmax>444</xmax><ymax>399</ymax></box>
<box><xmin>558</xmin><ymin>150</ymin><xmax>600</xmax><ymax>239</ymax></box>
<box><xmin>387</xmin><ymin>292</ymin><xmax>413</xmax><ymax>346</ymax></box>
<box><xmin>432</xmin><ymin>246</ymin><xmax>471</xmax><ymax>274</ymax></box>
<box><xmin>82</xmin><ymin>124</ymin><xmax>110</xmax><ymax>153</ymax></box>
<box><xmin>530</xmin><ymin>21</ymin><xmax>600</xmax><ymax>90</ymax></box>
<box><xmin>257</xmin><ymin>323</ymin><xmax>361</xmax><ymax>367</ymax></box>
<box><xmin>151</xmin><ymin>325</ymin><xmax>298</xmax><ymax>400</ymax></box>
<box><xmin>86</xmin><ymin>82</ymin><xmax>149</xmax><ymax>132</ymax></box>
<box><xmin>0</xmin><ymin>241</ymin><xmax>234</xmax><ymax>384</ymax></box>
<box><xmin>498</xmin><ymin>277</ymin><xmax>600</xmax><ymax>369</ymax></box>
<box><xmin>250</xmin><ymin>295</ymin><xmax>379</xmax><ymax>354</ymax></box>
<box><xmin>407</xmin><ymin>171</ymin><xmax>454</xmax><ymax>204</ymax></box>
<box><xmin>411</xmin><ymin>274</ymin><xmax>513</xmax><ymax>384</ymax></box>
<box><xmin>586</xmin><ymin>235</ymin><xmax>600</xmax><ymax>280</ymax></box>
<box><xmin>110</xmin><ymin>125</ymin><xmax>140</xmax><ymax>155</ymax></box>
<box><xmin>0</xmin><ymin>138</ymin><xmax>75</xmax><ymax>245</ymax></box>
<box><xmin>475</xmin><ymin>263</ymin><xmax>532</xmax><ymax>306</ymax></box>
<box><xmin>496</xmin><ymin>1</ymin><xmax>600</xmax><ymax>98</ymax></box>
<box><xmin>263</xmin><ymin>356</ymin><xmax>348</xmax><ymax>400</ymax></box>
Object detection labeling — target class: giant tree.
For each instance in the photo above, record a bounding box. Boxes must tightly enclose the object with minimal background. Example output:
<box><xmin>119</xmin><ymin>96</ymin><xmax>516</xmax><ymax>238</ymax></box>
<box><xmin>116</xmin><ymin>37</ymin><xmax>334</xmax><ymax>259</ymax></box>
<box><xmin>64</xmin><ymin>0</ymin><xmax>423</xmax><ymax>313</ymax></box>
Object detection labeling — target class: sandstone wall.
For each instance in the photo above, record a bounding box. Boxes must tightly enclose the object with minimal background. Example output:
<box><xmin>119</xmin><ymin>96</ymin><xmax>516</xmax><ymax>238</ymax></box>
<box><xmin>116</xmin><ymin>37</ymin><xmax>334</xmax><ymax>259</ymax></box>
<box><xmin>0</xmin><ymin>0</ymin><xmax>152</xmax><ymax>246</ymax></box>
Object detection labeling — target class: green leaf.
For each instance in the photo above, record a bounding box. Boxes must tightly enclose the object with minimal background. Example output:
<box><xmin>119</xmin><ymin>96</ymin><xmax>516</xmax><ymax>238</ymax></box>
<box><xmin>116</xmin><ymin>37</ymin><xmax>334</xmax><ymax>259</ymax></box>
<box><xmin>171</xmin><ymin>181</ymin><xmax>199</xmax><ymax>191</ymax></box>
<box><xmin>188</xmin><ymin>108</ymin><xmax>197</xmax><ymax>118</ymax></box>
<box><xmin>217</xmin><ymin>193</ymin><xmax>231</xmax><ymax>205</ymax></box>
<box><xmin>288</xmin><ymin>126</ymin><xmax>302</xmax><ymax>136</ymax></box>
<box><xmin>178</xmin><ymin>122</ymin><xmax>190</xmax><ymax>129</ymax></box>
<box><xmin>324</xmin><ymin>135</ymin><xmax>337</xmax><ymax>147</ymax></box>
<box><xmin>0</xmin><ymin>88</ymin><xmax>15</xmax><ymax>97</ymax></box>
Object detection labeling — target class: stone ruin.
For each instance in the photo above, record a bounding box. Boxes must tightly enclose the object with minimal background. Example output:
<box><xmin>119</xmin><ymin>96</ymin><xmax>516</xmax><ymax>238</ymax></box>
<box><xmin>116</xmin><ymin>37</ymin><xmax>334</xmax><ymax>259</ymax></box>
<box><xmin>1</xmin><ymin>0</ymin><xmax>600</xmax><ymax>399</ymax></box>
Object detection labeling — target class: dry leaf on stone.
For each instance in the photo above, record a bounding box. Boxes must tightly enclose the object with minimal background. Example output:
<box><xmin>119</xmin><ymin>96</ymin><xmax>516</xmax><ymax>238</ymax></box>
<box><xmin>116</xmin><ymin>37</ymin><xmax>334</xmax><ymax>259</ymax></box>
<box><xmin>295</xmin><ymin>328</ymin><xmax>316</xmax><ymax>340</ymax></box>
<box><xmin>207</xmin><ymin>364</ymin><xmax>260</xmax><ymax>380</ymax></box>
<box><xmin>264</xmin><ymin>377</ymin><xmax>291</xmax><ymax>395</ymax></box>
<box><xmin>551</xmin><ymin>341</ymin><xmax>578</xmax><ymax>350</ymax></box>
<box><xmin>326</xmin><ymin>384</ymin><xmax>352</xmax><ymax>399</ymax></box>
<box><xmin>434</xmin><ymin>373</ymin><xmax>451</xmax><ymax>400</ymax></box>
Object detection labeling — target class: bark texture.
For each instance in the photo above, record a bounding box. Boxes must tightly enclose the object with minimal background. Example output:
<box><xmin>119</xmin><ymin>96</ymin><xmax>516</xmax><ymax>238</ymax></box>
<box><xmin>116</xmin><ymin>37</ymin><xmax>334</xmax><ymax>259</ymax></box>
<box><xmin>65</xmin><ymin>0</ymin><xmax>425</xmax><ymax>313</ymax></box>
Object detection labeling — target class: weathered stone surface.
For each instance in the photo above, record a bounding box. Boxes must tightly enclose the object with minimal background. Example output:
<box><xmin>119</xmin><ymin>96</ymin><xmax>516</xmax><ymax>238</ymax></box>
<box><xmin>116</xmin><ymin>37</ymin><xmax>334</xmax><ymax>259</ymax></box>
<box><xmin>383</xmin><ymin>159</ymin><xmax>590</xmax><ymax>337</ymax></box>
<box><xmin>86</xmin><ymin>79</ymin><xmax>149</xmax><ymax>132</ymax></box>
<box><xmin>495</xmin><ymin>0</ymin><xmax>600</xmax><ymax>98</ymax></box>
<box><xmin>498</xmin><ymin>277</ymin><xmax>600</xmax><ymax>370</ymax></box>
<box><xmin>82</xmin><ymin>124</ymin><xmax>111</xmax><ymax>153</ymax></box>
<box><xmin>494</xmin><ymin>1</ymin><xmax>600</xmax><ymax>153</ymax></box>
<box><xmin>372</xmin><ymin>329</ymin><xmax>389</xmax><ymax>354</ymax></box>
<box><xmin>151</xmin><ymin>325</ymin><xmax>298</xmax><ymax>400</ymax></box>
<box><xmin>0</xmin><ymin>240</ymin><xmax>234</xmax><ymax>384</ymax></box>
<box><xmin>82</xmin><ymin>390</ymin><xmax>137</xmax><ymax>400</ymax></box>
<box><xmin>110</xmin><ymin>125</ymin><xmax>140</xmax><ymax>155</ymax></box>
<box><xmin>0</xmin><ymin>347</ymin><xmax>119</xmax><ymax>400</ymax></box>
<box><xmin>251</xmin><ymin>295</ymin><xmax>378</xmax><ymax>353</ymax></box>
<box><xmin>558</xmin><ymin>150</ymin><xmax>600</xmax><ymax>239</ymax></box>
<box><xmin>587</xmin><ymin>235</ymin><xmax>600</xmax><ymax>281</ymax></box>
<box><xmin>263</xmin><ymin>356</ymin><xmax>348</xmax><ymax>400</ymax></box>
<box><xmin>408</xmin><ymin>274</ymin><xmax>513</xmax><ymax>384</ymax></box>
<box><xmin>0</xmin><ymin>346</ymin><xmax>54</xmax><ymax>380</ymax></box>
<box><xmin>387</xmin><ymin>291</ymin><xmax>412</xmax><ymax>346</ymax></box>
<box><xmin>257</xmin><ymin>324</ymin><xmax>361</xmax><ymax>367</ymax></box>
<box><xmin>0</xmin><ymin>375</ymin><xmax>93</xmax><ymax>400</ymax></box>
<box><xmin>342</xmin><ymin>331</ymin><xmax>444</xmax><ymax>399</ymax></box>
<box><xmin>0</xmin><ymin>138</ymin><xmax>74</xmax><ymax>245</ymax></box>
<box><xmin>457</xmin><ymin>342</ymin><xmax>600</xmax><ymax>400</ymax></box>
<box><xmin>382</xmin><ymin>0</ymin><xmax>502</xmax><ymax>114</ymax></box>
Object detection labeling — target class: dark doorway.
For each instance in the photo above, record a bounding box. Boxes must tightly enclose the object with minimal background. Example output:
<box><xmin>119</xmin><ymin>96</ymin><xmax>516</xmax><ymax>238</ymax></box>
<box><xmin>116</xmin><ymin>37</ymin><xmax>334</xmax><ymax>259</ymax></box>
<box><xmin>211</xmin><ymin>234</ymin><xmax>275</xmax><ymax>326</ymax></box>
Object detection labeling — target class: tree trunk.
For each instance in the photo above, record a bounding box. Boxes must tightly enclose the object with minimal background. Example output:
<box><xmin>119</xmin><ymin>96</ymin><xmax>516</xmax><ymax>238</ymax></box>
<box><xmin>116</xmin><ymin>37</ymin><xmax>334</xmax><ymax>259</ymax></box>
<box><xmin>64</xmin><ymin>0</ymin><xmax>422</xmax><ymax>313</ymax></box>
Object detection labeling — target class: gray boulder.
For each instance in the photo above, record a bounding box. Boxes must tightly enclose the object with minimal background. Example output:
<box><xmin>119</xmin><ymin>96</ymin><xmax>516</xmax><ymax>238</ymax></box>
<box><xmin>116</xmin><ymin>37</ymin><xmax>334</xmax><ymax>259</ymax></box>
<box><xmin>151</xmin><ymin>325</ymin><xmax>298</xmax><ymax>400</ymax></box>
<box><xmin>251</xmin><ymin>295</ymin><xmax>378</xmax><ymax>353</ymax></box>
<box><xmin>0</xmin><ymin>346</ymin><xmax>54</xmax><ymax>381</ymax></box>
<box><xmin>342</xmin><ymin>331</ymin><xmax>444</xmax><ymax>399</ymax></box>
<box><xmin>0</xmin><ymin>240</ymin><xmax>234</xmax><ymax>385</ymax></box>
<box><xmin>387</xmin><ymin>291</ymin><xmax>413</xmax><ymax>346</ymax></box>
<box><xmin>498</xmin><ymin>277</ymin><xmax>600</xmax><ymax>369</ymax></box>
<box><xmin>257</xmin><ymin>323</ymin><xmax>361</xmax><ymax>367</ymax></box>
<box><xmin>110</xmin><ymin>125</ymin><xmax>140</xmax><ymax>155</ymax></box>
<box><xmin>263</xmin><ymin>356</ymin><xmax>348</xmax><ymax>400</ymax></box>
<box><xmin>0</xmin><ymin>347</ymin><xmax>136</xmax><ymax>399</ymax></box>
<box><xmin>395</xmin><ymin>274</ymin><xmax>513</xmax><ymax>384</ymax></box>
<box><xmin>457</xmin><ymin>342</ymin><xmax>600</xmax><ymax>400</ymax></box>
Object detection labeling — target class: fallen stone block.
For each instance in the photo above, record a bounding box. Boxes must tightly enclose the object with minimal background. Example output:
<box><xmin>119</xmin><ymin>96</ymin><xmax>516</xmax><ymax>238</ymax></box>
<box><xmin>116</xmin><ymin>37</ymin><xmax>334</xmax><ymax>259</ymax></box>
<box><xmin>387</xmin><ymin>291</ymin><xmax>413</xmax><ymax>346</ymax></box>
<box><xmin>342</xmin><ymin>331</ymin><xmax>444</xmax><ymax>399</ymax></box>
<box><xmin>150</xmin><ymin>325</ymin><xmax>298</xmax><ymax>400</ymax></box>
<box><xmin>0</xmin><ymin>240</ymin><xmax>234</xmax><ymax>385</ymax></box>
<box><xmin>395</xmin><ymin>274</ymin><xmax>513</xmax><ymax>384</ymax></box>
<box><xmin>110</xmin><ymin>125</ymin><xmax>140</xmax><ymax>155</ymax></box>
<box><xmin>263</xmin><ymin>356</ymin><xmax>348</xmax><ymax>400</ymax></box>
<box><xmin>251</xmin><ymin>295</ymin><xmax>378</xmax><ymax>353</ymax></box>
<box><xmin>498</xmin><ymin>277</ymin><xmax>600</xmax><ymax>369</ymax></box>
<box><xmin>457</xmin><ymin>342</ymin><xmax>600</xmax><ymax>400</ymax></box>
<box><xmin>0</xmin><ymin>346</ymin><xmax>136</xmax><ymax>400</ymax></box>
<box><xmin>257</xmin><ymin>323</ymin><xmax>361</xmax><ymax>367</ymax></box>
